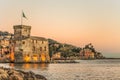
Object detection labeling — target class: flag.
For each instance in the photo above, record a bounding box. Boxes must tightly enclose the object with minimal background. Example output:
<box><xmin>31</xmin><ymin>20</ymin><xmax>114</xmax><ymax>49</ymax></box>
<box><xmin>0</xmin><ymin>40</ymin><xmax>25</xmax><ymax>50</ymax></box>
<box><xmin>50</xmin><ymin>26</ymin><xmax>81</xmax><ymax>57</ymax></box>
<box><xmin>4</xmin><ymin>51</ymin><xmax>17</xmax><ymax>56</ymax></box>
<box><xmin>22</xmin><ymin>11</ymin><xmax>27</xmax><ymax>19</ymax></box>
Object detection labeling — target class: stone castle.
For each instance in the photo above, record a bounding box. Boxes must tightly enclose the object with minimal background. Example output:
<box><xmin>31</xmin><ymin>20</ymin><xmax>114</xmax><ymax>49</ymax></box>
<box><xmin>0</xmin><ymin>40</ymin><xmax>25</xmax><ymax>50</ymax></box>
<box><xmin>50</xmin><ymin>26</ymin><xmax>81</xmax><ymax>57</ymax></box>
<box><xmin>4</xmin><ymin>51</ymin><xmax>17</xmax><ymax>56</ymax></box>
<box><xmin>0</xmin><ymin>25</ymin><xmax>50</xmax><ymax>62</ymax></box>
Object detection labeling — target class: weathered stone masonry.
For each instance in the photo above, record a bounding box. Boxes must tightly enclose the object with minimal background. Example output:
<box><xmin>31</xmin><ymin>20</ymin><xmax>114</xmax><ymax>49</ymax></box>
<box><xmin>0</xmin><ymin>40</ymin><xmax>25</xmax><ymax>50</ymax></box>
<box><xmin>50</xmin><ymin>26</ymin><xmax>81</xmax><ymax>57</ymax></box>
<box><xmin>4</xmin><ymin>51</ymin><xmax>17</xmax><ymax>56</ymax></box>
<box><xmin>14</xmin><ymin>25</ymin><xmax>50</xmax><ymax>62</ymax></box>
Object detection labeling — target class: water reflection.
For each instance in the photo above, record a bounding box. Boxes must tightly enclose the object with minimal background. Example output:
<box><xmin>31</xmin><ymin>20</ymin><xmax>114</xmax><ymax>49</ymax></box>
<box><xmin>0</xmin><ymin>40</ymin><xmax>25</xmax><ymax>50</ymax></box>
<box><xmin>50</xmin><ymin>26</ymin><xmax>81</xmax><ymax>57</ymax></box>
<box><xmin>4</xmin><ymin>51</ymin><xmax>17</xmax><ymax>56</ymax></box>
<box><xmin>9</xmin><ymin>63</ymin><xmax>14</xmax><ymax>68</ymax></box>
<box><xmin>3</xmin><ymin>60</ymin><xmax>120</xmax><ymax>80</ymax></box>
<box><xmin>9</xmin><ymin>63</ymin><xmax>49</xmax><ymax>70</ymax></box>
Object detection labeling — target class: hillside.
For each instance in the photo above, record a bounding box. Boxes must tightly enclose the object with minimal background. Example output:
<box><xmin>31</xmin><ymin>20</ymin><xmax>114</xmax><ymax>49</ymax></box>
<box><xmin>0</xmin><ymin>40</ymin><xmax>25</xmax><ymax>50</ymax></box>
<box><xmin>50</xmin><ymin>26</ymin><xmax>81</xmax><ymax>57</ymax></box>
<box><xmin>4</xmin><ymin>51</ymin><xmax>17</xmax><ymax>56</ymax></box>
<box><xmin>48</xmin><ymin>39</ymin><xmax>81</xmax><ymax>59</ymax></box>
<box><xmin>48</xmin><ymin>39</ymin><xmax>104</xmax><ymax>59</ymax></box>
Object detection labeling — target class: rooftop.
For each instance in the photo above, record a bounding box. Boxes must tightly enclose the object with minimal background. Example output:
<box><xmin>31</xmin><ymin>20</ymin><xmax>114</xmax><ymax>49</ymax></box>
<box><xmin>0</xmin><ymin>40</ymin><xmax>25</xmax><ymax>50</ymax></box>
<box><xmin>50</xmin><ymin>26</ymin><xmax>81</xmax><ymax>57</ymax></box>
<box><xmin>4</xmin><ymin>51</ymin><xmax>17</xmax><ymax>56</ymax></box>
<box><xmin>13</xmin><ymin>25</ymin><xmax>31</xmax><ymax>29</ymax></box>
<box><xmin>30</xmin><ymin>36</ymin><xmax>48</xmax><ymax>41</ymax></box>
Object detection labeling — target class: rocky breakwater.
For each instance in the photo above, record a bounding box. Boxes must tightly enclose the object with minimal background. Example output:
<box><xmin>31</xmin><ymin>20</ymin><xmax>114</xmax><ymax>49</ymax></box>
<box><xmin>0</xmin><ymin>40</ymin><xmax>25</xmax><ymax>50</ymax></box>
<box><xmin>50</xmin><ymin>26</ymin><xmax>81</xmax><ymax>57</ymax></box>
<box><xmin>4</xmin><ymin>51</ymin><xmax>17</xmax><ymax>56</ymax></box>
<box><xmin>0</xmin><ymin>67</ymin><xmax>47</xmax><ymax>80</ymax></box>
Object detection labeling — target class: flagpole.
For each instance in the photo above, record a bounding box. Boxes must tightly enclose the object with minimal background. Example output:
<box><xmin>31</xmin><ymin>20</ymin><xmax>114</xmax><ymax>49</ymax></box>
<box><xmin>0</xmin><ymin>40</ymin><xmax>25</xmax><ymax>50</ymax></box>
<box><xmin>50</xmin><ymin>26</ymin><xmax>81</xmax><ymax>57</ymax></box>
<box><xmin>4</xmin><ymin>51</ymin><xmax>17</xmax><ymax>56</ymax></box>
<box><xmin>21</xmin><ymin>10</ymin><xmax>23</xmax><ymax>25</ymax></box>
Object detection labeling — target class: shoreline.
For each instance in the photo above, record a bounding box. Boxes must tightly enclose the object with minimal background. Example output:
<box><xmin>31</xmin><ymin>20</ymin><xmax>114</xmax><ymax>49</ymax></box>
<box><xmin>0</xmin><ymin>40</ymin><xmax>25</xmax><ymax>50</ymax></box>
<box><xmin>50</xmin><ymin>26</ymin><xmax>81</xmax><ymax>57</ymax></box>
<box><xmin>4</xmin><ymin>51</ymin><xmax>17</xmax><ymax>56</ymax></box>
<box><xmin>0</xmin><ymin>58</ymin><xmax>120</xmax><ymax>64</ymax></box>
<box><xmin>0</xmin><ymin>60</ymin><xmax>80</xmax><ymax>64</ymax></box>
<box><xmin>0</xmin><ymin>67</ymin><xmax>47</xmax><ymax>80</ymax></box>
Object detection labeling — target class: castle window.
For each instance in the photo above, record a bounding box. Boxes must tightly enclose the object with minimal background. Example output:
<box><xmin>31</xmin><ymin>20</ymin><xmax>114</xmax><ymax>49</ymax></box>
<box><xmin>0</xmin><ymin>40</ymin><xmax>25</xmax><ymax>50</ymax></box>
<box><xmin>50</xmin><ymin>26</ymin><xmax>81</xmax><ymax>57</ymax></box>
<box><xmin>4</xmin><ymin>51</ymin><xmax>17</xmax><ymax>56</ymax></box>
<box><xmin>42</xmin><ymin>41</ymin><xmax>44</xmax><ymax>44</ymax></box>
<box><xmin>9</xmin><ymin>41</ymin><xmax>11</xmax><ymax>44</ymax></box>
<box><xmin>33</xmin><ymin>46</ymin><xmax>35</xmax><ymax>51</ymax></box>
<box><xmin>27</xmin><ymin>54</ymin><xmax>30</xmax><ymax>57</ymax></box>
<box><xmin>44</xmin><ymin>46</ymin><xmax>46</xmax><ymax>51</ymax></box>
<box><xmin>40</xmin><ymin>47</ymin><xmax>42</xmax><ymax>51</ymax></box>
<box><xmin>36</xmin><ymin>40</ymin><xmax>37</xmax><ymax>43</ymax></box>
<box><xmin>22</xmin><ymin>41</ymin><xmax>25</xmax><ymax>44</ymax></box>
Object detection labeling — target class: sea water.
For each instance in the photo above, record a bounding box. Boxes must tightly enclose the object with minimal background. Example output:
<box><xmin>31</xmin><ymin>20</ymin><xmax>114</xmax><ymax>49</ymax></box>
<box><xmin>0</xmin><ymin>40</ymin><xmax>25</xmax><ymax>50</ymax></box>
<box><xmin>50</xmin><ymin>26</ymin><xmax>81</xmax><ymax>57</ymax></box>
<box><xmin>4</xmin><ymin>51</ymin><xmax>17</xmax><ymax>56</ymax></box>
<box><xmin>0</xmin><ymin>59</ymin><xmax>120</xmax><ymax>80</ymax></box>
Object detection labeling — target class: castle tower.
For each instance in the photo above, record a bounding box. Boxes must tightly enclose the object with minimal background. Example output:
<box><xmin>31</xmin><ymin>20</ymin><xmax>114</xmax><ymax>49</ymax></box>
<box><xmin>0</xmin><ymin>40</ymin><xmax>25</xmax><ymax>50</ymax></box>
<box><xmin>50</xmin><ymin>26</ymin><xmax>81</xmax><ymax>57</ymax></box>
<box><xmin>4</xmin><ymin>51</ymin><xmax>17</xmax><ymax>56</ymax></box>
<box><xmin>13</xmin><ymin>25</ymin><xmax>50</xmax><ymax>62</ymax></box>
<box><xmin>13</xmin><ymin>25</ymin><xmax>32</xmax><ymax>62</ymax></box>
<box><xmin>13</xmin><ymin>25</ymin><xmax>31</xmax><ymax>39</ymax></box>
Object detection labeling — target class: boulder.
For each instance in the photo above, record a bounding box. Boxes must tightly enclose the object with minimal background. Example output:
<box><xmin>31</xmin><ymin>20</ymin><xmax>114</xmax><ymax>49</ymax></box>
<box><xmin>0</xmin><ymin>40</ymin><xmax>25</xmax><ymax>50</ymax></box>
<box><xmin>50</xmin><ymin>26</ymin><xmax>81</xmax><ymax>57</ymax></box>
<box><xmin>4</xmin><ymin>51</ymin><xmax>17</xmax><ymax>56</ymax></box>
<box><xmin>0</xmin><ymin>67</ymin><xmax>47</xmax><ymax>80</ymax></box>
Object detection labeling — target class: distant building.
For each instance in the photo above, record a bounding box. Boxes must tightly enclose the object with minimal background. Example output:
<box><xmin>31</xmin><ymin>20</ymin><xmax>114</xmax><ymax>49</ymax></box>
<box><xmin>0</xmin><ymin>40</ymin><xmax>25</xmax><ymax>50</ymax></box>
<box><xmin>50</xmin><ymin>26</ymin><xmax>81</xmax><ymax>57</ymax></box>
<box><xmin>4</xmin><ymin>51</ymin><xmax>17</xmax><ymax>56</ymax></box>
<box><xmin>14</xmin><ymin>25</ymin><xmax>50</xmax><ymax>62</ymax></box>
<box><xmin>80</xmin><ymin>48</ymin><xmax>94</xmax><ymax>59</ymax></box>
<box><xmin>0</xmin><ymin>31</ymin><xmax>13</xmax><ymax>58</ymax></box>
<box><xmin>52</xmin><ymin>52</ymin><xmax>61</xmax><ymax>60</ymax></box>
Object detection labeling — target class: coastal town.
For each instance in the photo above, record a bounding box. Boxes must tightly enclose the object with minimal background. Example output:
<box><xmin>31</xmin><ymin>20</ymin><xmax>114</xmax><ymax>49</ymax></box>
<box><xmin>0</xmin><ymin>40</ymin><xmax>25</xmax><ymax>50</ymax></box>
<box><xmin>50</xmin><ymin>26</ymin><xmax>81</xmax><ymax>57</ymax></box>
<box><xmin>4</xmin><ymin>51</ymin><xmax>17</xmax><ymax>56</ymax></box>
<box><xmin>1</xmin><ymin>0</ymin><xmax>120</xmax><ymax>80</ymax></box>
<box><xmin>0</xmin><ymin>24</ymin><xmax>105</xmax><ymax>79</ymax></box>
<box><xmin>0</xmin><ymin>25</ymin><xmax>104</xmax><ymax>63</ymax></box>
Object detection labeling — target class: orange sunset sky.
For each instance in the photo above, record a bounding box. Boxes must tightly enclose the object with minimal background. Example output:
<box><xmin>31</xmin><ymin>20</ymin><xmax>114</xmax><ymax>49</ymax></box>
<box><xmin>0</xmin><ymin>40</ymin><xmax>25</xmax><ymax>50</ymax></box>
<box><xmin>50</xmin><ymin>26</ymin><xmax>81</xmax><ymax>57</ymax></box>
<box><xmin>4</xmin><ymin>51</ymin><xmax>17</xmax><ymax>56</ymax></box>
<box><xmin>0</xmin><ymin>0</ymin><xmax>120</xmax><ymax>57</ymax></box>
